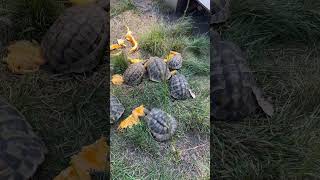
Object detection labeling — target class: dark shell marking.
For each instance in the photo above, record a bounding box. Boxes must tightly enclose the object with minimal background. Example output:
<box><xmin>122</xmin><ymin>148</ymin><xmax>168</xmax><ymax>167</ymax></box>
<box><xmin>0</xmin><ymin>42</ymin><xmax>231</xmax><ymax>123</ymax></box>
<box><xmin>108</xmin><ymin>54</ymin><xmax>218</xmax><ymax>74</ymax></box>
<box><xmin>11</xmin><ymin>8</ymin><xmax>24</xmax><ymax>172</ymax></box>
<box><xmin>123</xmin><ymin>63</ymin><xmax>146</xmax><ymax>86</ymax></box>
<box><xmin>0</xmin><ymin>98</ymin><xmax>47</xmax><ymax>179</ymax></box>
<box><xmin>147</xmin><ymin>57</ymin><xmax>171</xmax><ymax>82</ymax></box>
<box><xmin>41</xmin><ymin>3</ymin><xmax>108</xmax><ymax>73</ymax></box>
<box><xmin>211</xmin><ymin>0</ymin><xmax>230</xmax><ymax>24</ymax></box>
<box><xmin>110</xmin><ymin>95</ymin><xmax>125</xmax><ymax>124</ymax></box>
<box><xmin>145</xmin><ymin>108</ymin><xmax>177</xmax><ymax>142</ymax></box>
<box><xmin>168</xmin><ymin>54</ymin><xmax>182</xmax><ymax>70</ymax></box>
<box><xmin>211</xmin><ymin>30</ymin><xmax>274</xmax><ymax>121</ymax></box>
<box><xmin>169</xmin><ymin>74</ymin><xmax>193</xmax><ymax>100</ymax></box>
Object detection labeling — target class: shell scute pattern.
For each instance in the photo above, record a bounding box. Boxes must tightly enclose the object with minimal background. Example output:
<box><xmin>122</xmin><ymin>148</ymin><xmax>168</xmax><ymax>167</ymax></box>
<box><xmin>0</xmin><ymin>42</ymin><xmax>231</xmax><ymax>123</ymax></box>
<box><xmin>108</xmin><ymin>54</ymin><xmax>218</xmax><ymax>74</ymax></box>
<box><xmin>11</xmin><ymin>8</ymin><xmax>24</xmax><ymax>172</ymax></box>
<box><xmin>147</xmin><ymin>57</ymin><xmax>171</xmax><ymax>82</ymax></box>
<box><xmin>41</xmin><ymin>3</ymin><xmax>108</xmax><ymax>73</ymax></box>
<box><xmin>145</xmin><ymin>108</ymin><xmax>177</xmax><ymax>142</ymax></box>
<box><xmin>169</xmin><ymin>74</ymin><xmax>193</xmax><ymax>100</ymax></box>
<box><xmin>0</xmin><ymin>98</ymin><xmax>47</xmax><ymax>179</ymax></box>
<box><xmin>168</xmin><ymin>54</ymin><xmax>182</xmax><ymax>70</ymax></box>
<box><xmin>211</xmin><ymin>30</ymin><xmax>273</xmax><ymax>121</ymax></box>
<box><xmin>110</xmin><ymin>95</ymin><xmax>125</xmax><ymax>123</ymax></box>
<box><xmin>123</xmin><ymin>63</ymin><xmax>146</xmax><ymax>86</ymax></box>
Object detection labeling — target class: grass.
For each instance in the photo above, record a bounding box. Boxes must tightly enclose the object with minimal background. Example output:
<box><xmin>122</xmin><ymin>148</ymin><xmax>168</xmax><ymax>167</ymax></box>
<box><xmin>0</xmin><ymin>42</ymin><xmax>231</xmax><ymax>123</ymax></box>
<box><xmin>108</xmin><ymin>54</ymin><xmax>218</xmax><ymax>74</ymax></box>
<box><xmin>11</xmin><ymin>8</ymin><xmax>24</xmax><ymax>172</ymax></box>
<box><xmin>139</xmin><ymin>17</ymin><xmax>209</xmax><ymax>58</ymax></box>
<box><xmin>110</xmin><ymin>4</ymin><xmax>210</xmax><ymax>179</ymax></box>
<box><xmin>213</xmin><ymin>0</ymin><xmax>320</xmax><ymax>179</ymax></box>
<box><xmin>110</xmin><ymin>0</ymin><xmax>136</xmax><ymax>17</ymax></box>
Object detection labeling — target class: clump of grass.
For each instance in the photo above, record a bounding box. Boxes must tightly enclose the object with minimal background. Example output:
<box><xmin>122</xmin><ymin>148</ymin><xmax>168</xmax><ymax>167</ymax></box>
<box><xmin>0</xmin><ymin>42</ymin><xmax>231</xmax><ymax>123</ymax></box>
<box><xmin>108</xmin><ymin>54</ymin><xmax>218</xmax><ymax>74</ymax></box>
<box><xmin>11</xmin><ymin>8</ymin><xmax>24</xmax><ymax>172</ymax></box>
<box><xmin>3</xmin><ymin>0</ymin><xmax>64</xmax><ymax>41</ymax></box>
<box><xmin>111</xmin><ymin>52</ymin><xmax>129</xmax><ymax>74</ymax></box>
<box><xmin>223</xmin><ymin>0</ymin><xmax>320</xmax><ymax>50</ymax></box>
<box><xmin>139</xmin><ymin>17</ymin><xmax>209</xmax><ymax>58</ymax></box>
<box><xmin>111</xmin><ymin>0</ymin><xmax>136</xmax><ymax>17</ymax></box>
<box><xmin>121</xmin><ymin>121</ymin><xmax>160</xmax><ymax>155</ymax></box>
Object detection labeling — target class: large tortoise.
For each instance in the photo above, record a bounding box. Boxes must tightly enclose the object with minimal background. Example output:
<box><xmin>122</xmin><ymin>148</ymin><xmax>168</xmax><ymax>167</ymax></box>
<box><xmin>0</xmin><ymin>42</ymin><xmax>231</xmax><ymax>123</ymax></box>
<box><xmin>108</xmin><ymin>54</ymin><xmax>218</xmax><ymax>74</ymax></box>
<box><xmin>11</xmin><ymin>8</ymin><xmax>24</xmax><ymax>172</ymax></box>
<box><xmin>144</xmin><ymin>108</ymin><xmax>177</xmax><ymax>142</ymax></box>
<box><xmin>41</xmin><ymin>0</ymin><xmax>108</xmax><ymax>73</ymax></box>
<box><xmin>0</xmin><ymin>97</ymin><xmax>47</xmax><ymax>179</ymax></box>
<box><xmin>211</xmin><ymin>0</ymin><xmax>274</xmax><ymax>121</ymax></box>
<box><xmin>146</xmin><ymin>57</ymin><xmax>171</xmax><ymax>82</ymax></box>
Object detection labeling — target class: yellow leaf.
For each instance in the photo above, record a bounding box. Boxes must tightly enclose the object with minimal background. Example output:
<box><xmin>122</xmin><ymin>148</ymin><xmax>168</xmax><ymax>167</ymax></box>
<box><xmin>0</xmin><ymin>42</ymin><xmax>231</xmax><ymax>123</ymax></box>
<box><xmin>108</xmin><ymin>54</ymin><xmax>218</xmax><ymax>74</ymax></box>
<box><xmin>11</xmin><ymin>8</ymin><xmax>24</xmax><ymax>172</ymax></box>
<box><xmin>117</xmin><ymin>39</ymin><xmax>126</xmax><ymax>47</ymax></box>
<box><xmin>5</xmin><ymin>40</ymin><xmax>45</xmax><ymax>74</ymax></box>
<box><xmin>132</xmin><ymin>105</ymin><xmax>145</xmax><ymax>118</ymax></box>
<box><xmin>54</xmin><ymin>137</ymin><xmax>108</xmax><ymax>180</ymax></box>
<box><xmin>118</xmin><ymin>114</ymin><xmax>140</xmax><ymax>131</ymax></box>
<box><xmin>129</xmin><ymin>58</ymin><xmax>144</xmax><ymax>64</ymax></box>
<box><xmin>125</xmin><ymin>26</ymin><xmax>139</xmax><ymax>53</ymax></box>
<box><xmin>111</xmin><ymin>74</ymin><xmax>124</xmax><ymax>85</ymax></box>
<box><xmin>110</xmin><ymin>44</ymin><xmax>123</xmax><ymax>51</ymax></box>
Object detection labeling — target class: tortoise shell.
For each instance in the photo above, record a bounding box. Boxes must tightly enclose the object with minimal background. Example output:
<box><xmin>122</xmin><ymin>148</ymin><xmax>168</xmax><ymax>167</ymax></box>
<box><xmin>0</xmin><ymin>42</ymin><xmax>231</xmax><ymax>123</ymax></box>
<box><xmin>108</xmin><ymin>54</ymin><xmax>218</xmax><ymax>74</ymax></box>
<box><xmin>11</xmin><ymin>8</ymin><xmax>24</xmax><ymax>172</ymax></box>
<box><xmin>146</xmin><ymin>57</ymin><xmax>171</xmax><ymax>82</ymax></box>
<box><xmin>211</xmin><ymin>0</ymin><xmax>230</xmax><ymax>24</ymax></box>
<box><xmin>169</xmin><ymin>74</ymin><xmax>194</xmax><ymax>100</ymax></box>
<box><xmin>211</xmin><ymin>30</ymin><xmax>274</xmax><ymax>121</ymax></box>
<box><xmin>123</xmin><ymin>63</ymin><xmax>146</xmax><ymax>86</ymax></box>
<box><xmin>110</xmin><ymin>95</ymin><xmax>125</xmax><ymax>124</ymax></box>
<box><xmin>41</xmin><ymin>2</ymin><xmax>108</xmax><ymax>73</ymax></box>
<box><xmin>167</xmin><ymin>54</ymin><xmax>182</xmax><ymax>70</ymax></box>
<box><xmin>0</xmin><ymin>98</ymin><xmax>47</xmax><ymax>179</ymax></box>
<box><xmin>145</xmin><ymin>108</ymin><xmax>177</xmax><ymax>142</ymax></box>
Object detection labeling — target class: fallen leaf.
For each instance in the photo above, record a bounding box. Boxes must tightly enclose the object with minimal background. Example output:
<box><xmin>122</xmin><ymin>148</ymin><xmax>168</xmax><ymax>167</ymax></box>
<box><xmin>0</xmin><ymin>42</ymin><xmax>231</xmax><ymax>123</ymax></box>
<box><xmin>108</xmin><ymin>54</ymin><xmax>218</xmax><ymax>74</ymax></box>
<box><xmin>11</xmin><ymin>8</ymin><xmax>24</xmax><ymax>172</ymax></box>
<box><xmin>4</xmin><ymin>40</ymin><xmax>45</xmax><ymax>74</ymax></box>
<box><xmin>125</xmin><ymin>26</ymin><xmax>139</xmax><ymax>53</ymax></box>
<box><xmin>111</xmin><ymin>74</ymin><xmax>124</xmax><ymax>85</ymax></box>
<box><xmin>54</xmin><ymin>137</ymin><xmax>108</xmax><ymax>180</ymax></box>
<box><xmin>129</xmin><ymin>58</ymin><xmax>144</xmax><ymax>64</ymax></box>
<box><xmin>132</xmin><ymin>105</ymin><xmax>145</xmax><ymax>118</ymax></box>
<box><xmin>118</xmin><ymin>114</ymin><xmax>140</xmax><ymax>131</ymax></box>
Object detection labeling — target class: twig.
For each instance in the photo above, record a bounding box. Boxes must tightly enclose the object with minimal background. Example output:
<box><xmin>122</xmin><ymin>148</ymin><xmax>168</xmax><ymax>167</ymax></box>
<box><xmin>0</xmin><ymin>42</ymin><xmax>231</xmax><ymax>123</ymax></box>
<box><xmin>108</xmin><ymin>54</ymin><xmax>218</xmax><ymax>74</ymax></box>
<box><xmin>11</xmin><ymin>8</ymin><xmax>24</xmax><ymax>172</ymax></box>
<box><xmin>180</xmin><ymin>143</ymin><xmax>208</xmax><ymax>153</ymax></box>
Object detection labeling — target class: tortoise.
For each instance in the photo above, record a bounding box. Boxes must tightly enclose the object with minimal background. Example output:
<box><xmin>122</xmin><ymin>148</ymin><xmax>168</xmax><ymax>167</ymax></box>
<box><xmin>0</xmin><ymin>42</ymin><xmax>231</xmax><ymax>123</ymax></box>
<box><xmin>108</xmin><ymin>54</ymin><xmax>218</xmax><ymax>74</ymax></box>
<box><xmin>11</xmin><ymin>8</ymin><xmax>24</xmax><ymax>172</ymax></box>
<box><xmin>0</xmin><ymin>97</ymin><xmax>47</xmax><ymax>179</ymax></box>
<box><xmin>110</xmin><ymin>95</ymin><xmax>125</xmax><ymax>124</ymax></box>
<box><xmin>169</xmin><ymin>74</ymin><xmax>195</xmax><ymax>100</ymax></box>
<box><xmin>211</xmin><ymin>0</ymin><xmax>230</xmax><ymax>24</ymax></box>
<box><xmin>146</xmin><ymin>57</ymin><xmax>171</xmax><ymax>82</ymax></box>
<box><xmin>167</xmin><ymin>53</ymin><xmax>182</xmax><ymax>70</ymax></box>
<box><xmin>211</xmin><ymin>21</ymin><xmax>274</xmax><ymax>120</ymax></box>
<box><xmin>41</xmin><ymin>0</ymin><xmax>108</xmax><ymax>73</ymax></box>
<box><xmin>144</xmin><ymin>108</ymin><xmax>177</xmax><ymax>142</ymax></box>
<box><xmin>123</xmin><ymin>62</ymin><xmax>146</xmax><ymax>86</ymax></box>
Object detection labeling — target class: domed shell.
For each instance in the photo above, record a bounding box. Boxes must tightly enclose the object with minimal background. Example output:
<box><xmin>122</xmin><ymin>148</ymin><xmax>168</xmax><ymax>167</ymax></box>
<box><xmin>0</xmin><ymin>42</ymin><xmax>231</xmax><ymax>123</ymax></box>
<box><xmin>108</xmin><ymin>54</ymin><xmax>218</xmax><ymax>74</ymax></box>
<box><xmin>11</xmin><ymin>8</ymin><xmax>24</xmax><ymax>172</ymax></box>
<box><xmin>110</xmin><ymin>95</ymin><xmax>125</xmax><ymax>124</ymax></box>
<box><xmin>169</xmin><ymin>74</ymin><xmax>194</xmax><ymax>100</ymax></box>
<box><xmin>147</xmin><ymin>57</ymin><xmax>171</xmax><ymax>82</ymax></box>
<box><xmin>145</xmin><ymin>108</ymin><xmax>177</xmax><ymax>142</ymax></box>
<box><xmin>41</xmin><ymin>3</ymin><xmax>108</xmax><ymax>73</ymax></box>
<box><xmin>167</xmin><ymin>54</ymin><xmax>182</xmax><ymax>70</ymax></box>
<box><xmin>212</xmin><ymin>38</ymin><xmax>274</xmax><ymax>121</ymax></box>
<box><xmin>0</xmin><ymin>98</ymin><xmax>47</xmax><ymax>179</ymax></box>
<box><xmin>123</xmin><ymin>63</ymin><xmax>146</xmax><ymax>86</ymax></box>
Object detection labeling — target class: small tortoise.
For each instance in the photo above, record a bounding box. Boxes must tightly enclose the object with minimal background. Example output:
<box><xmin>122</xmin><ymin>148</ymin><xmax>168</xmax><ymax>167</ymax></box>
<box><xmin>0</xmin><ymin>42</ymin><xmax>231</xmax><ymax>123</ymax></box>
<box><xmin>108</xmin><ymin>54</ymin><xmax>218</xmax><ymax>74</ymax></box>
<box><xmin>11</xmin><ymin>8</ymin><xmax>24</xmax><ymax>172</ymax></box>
<box><xmin>0</xmin><ymin>97</ymin><xmax>47</xmax><ymax>179</ymax></box>
<box><xmin>110</xmin><ymin>95</ymin><xmax>125</xmax><ymax>124</ymax></box>
<box><xmin>123</xmin><ymin>62</ymin><xmax>146</xmax><ymax>86</ymax></box>
<box><xmin>41</xmin><ymin>0</ymin><xmax>108</xmax><ymax>73</ymax></box>
<box><xmin>146</xmin><ymin>57</ymin><xmax>171</xmax><ymax>82</ymax></box>
<box><xmin>167</xmin><ymin>53</ymin><xmax>182</xmax><ymax>70</ymax></box>
<box><xmin>169</xmin><ymin>74</ymin><xmax>195</xmax><ymax>100</ymax></box>
<box><xmin>144</xmin><ymin>108</ymin><xmax>177</xmax><ymax>142</ymax></box>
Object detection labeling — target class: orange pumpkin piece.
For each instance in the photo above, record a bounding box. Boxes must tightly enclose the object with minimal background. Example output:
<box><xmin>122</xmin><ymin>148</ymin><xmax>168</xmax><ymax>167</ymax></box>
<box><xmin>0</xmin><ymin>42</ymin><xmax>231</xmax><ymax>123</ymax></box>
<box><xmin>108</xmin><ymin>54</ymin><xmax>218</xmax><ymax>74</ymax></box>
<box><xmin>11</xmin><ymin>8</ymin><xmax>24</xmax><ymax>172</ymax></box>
<box><xmin>125</xmin><ymin>26</ymin><xmax>139</xmax><ymax>53</ymax></box>
<box><xmin>111</xmin><ymin>74</ymin><xmax>124</xmax><ymax>85</ymax></box>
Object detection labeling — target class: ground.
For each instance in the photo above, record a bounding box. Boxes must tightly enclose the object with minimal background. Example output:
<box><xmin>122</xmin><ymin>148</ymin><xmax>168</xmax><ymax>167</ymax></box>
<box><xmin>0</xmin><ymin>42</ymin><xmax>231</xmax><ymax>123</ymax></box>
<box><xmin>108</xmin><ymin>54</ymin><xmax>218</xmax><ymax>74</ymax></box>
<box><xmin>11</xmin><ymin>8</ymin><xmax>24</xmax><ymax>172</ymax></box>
<box><xmin>110</xmin><ymin>0</ymin><xmax>210</xmax><ymax>179</ymax></box>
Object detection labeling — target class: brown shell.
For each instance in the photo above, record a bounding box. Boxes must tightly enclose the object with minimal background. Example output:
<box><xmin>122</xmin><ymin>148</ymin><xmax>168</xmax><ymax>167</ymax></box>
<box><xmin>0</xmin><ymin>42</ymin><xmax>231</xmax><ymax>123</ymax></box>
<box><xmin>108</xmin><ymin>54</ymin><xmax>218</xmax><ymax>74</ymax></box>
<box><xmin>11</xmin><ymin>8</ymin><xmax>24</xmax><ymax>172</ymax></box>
<box><xmin>123</xmin><ymin>63</ymin><xmax>146</xmax><ymax>86</ymax></box>
<box><xmin>0</xmin><ymin>98</ymin><xmax>47</xmax><ymax>179</ymax></box>
<box><xmin>169</xmin><ymin>74</ymin><xmax>193</xmax><ymax>100</ymax></box>
<box><xmin>168</xmin><ymin>54</ymin><xmax>182</xmax><ymax>70</ymax></box>
<box><xmin>41</xmin><ymin>3</ymin><xmax>108</xmax><ymax>73</ymax></box>
<box><xmin>147</xmin><ymin>57</ymin><xmax>171</xmax><ymax>82</ymax></box>
<box><xmin>145</xmin><ymin>108</ymin><xmax>177</xmax><ymax>142</ymax></box>
<box><xmin>211</xmin><ymin>30</ymin><xmax>274</xmax><ymax>121</ymax></box>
